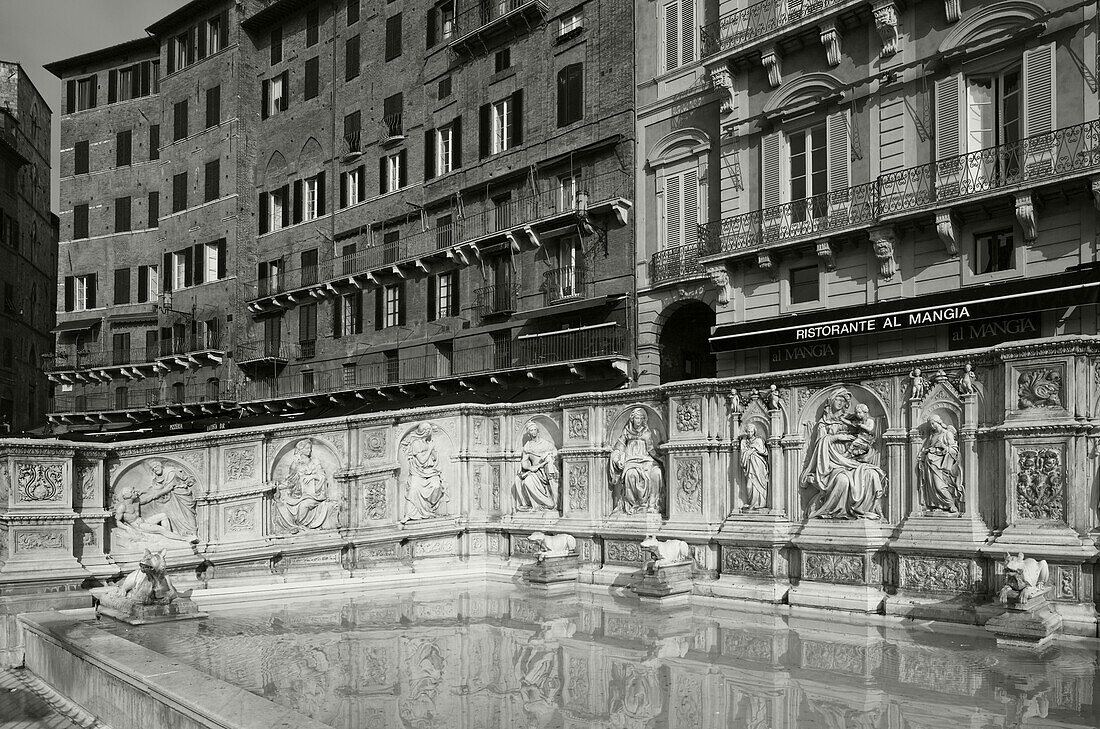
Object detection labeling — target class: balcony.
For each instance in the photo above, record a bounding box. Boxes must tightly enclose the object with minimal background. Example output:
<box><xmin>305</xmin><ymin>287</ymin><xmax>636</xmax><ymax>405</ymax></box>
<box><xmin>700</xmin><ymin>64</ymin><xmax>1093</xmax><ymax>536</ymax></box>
<box><xmin>380</xmin><ymin>115</ymin><xmax>404</xmax><ymax>147</ymax></box>
<box><xmin>246</xmin><ymin>168</ymin><xmax>632</xmax><ymax>314</ymax></box>
<box><xmin>341</xmin><ymin>132</ymin><xmax>362</xmax><ymax>162</ymax></box>
<box><xmin>236</xmin><ymin>340</ymin><xmax>292</xmax><ymax>370</ymax></box>
<box><xmin>543</xmin><ymin>266</ymin><xmax>589</xmax><ymax>305</ymax></box>
<box><xmin>700</xmin><ymin>0</ymin><xmax>864</xmax><ymax>60</ymax></box>
<box><xmin>48</xmin><ymin>381</ymin><xmax>237</xmax><ymax>425</ymax></box>
<box><xmin>700</xmin><ymin>121</ymin><xmax>1100</xmax><ymax>262</ymax></box>
<box><xmin>449</xmin><ymin>0</ymin><xmax>548</xmax><ymax>56</ymax></box>
<box><xmin>475</xmin><ymin>284</ymin><xmax>519</xmax><ymax>319</ymax></box>
<box><xmin>44</xmin><ymin>346</ymin><xmax>161</xmax><ymax>384</ymax></box>
<box><xmin>238</xmin><ymin>323</ymin><xmax>628</xmax><ymax>407</ymax></box>
<box><xmin>156</xmin><ymin>332</ymin><xmax>227</xmax><ymax>370</ymax></box>
<box><xmin>649</xmin><ymin>244</ymin><xmax>705</xmax><ymax>286</ymax></box>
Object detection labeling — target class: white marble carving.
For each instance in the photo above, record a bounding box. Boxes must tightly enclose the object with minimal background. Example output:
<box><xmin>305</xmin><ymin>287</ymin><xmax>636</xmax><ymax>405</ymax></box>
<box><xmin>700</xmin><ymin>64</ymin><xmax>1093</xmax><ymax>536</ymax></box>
<box><xmin>917</xmin><ymin>415</ymin><xmax>962</xmax><ymax>513</ymax></box>
<box><xmin>609</xmin><ymin>407</ymin><xmax>664</xmax><ymax>515</ymax></box>
<box><xmin>740</xmin><ymin>423</ymin><xmax>769</xmax><ymax>511</ymax></box>
<box><xmin>401</xmin><ymin>422</ymin><xmax>447</xmax><ymax>521</ymax></box>
<box><xmin>272</xmin><ymin>439</ymin><xmax>338</xmax><ymax>533</ymax></box>
<box><xmin>513</xmin><ymin>422</ymin><xmax>559</xmax><ymax>512</ymax></box>
<box><xmin>112</xmin><ymin>459</ymin><xmax>199</xmax><ymax>549</ymax></box>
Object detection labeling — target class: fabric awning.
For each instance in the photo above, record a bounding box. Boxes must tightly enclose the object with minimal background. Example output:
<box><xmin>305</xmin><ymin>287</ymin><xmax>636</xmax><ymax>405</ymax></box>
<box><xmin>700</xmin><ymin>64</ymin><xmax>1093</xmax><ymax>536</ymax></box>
<box><xmin>107</xmin><ymin>311</ymin><xmax>159</xmax><ymax>326</ymax></box>
<box><xmin>521</xmin><ymin>294</ymin><xmax>624</xmax><ymax>321</ymax></box>
<box><xmin>52</xmin><ymin>317</ymin><xmax>103</xmax><ymax>333</ymax></box>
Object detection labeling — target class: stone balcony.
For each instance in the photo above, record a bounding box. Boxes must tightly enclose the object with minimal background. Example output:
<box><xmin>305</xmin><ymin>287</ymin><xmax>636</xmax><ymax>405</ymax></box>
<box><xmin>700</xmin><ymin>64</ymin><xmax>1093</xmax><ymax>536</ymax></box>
<box><xmin>700</xmin><ymin>120</ymin><xmax>1100</xmax><ymax>271</ymax></box>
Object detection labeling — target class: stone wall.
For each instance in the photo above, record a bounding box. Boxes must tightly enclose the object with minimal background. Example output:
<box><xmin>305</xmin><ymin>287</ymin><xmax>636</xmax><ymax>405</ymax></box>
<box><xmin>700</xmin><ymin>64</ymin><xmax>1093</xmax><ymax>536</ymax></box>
<box><xmin>2</xmin><ymin>335</ymin><xmax>1098</xmax><ymax>634</ymax></box>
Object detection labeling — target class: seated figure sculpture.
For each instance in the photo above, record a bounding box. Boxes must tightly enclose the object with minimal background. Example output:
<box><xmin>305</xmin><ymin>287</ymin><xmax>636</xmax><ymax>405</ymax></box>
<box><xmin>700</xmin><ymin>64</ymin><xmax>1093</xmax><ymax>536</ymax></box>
<box><xmin>273</xmin><ymin>439</ymin><xmax>338</xmax><ymax>533</ymax></box>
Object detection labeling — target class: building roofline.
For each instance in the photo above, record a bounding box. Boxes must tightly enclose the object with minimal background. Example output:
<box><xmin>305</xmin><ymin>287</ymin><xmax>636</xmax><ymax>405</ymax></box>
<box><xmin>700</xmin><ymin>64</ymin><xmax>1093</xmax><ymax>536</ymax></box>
<box><xmin>241</xmin><ymin>0</ymin><xmax>317</xmax><ymax>32</ymax></box>
<box><xmin>145</xmin><ymin>0</ymin><xmax>226</xmax><ymax>36</ymax></box>
<box><xmin>0</xmin><ymin>61</ymin><xmax>53</xmax><ymax>114</ymax></box>
<box><xmin>43</xmin><ymin>37</ymin><xmax>159</xmax><ymax>77</ymax></box>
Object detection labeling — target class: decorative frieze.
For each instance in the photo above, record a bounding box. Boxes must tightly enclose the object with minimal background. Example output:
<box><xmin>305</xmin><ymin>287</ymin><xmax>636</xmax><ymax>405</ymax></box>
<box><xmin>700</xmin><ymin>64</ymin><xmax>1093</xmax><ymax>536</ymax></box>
<box><xmin>605</xmin><ymin>540</ymin><xmax>646</xmax><ymax>565</ymax></box>
<box><xmin>900</xmin><ymin>556</ymin><xmax>970</xmax><ymax>593</ymax></box>
<box><xmin>15</xmin><ymin>531</ymin><xmax>66</xmax><ymax>552</ymax></box>
<box><xmin>722</xmin><ymin>546</ymin><xmax>772</xmax><ymax>577</ymax></box>
<box><xmin>803</xmin><ymin>552</ymin><xmax>863</xmax><ymax>584</ymax></box>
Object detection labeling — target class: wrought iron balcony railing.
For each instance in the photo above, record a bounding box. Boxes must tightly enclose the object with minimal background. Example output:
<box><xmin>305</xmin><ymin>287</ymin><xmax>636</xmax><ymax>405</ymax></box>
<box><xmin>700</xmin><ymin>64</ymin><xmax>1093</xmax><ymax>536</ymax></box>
<box><xmin>342</xmin><ymin>132</ymin><xmax>362</xmax><ymax>158</ymax></box>
<box><xmin>475</xmin><ymin>284</ymin><xmax>520</xmax><ymax>318</ymax></box>
<box><xmin>159</xmin><ymin>332</ymin><xmax>226</xmax><ymax>357</ymax></box>
<box><xmin>235</xmin><ymin>340</ymin><xmax>293</xmax><ymax>363</ymax></box>
<box><xmin>699</xmin><ymin>121</ymin><xmax>1100</xmax><ymax>258</ymax></box>
<box><xmin>239</xmin><ymin>323</ymin><xmax>627</xmax><ymax>402</ymax></box>
<box><xmin>649</xmin><ymin>244</ymin><xmax>705</xmax><ymax>285</ymax></box>
<box><xmin>700</xmin><ymin>0</ymin><xmax>857</xmax><ymax>57</ymax></box>
<box><xmin>451</xmin><ymin>0</ymin><xmax>548</xmax><ymax>48</ymax></box>
<box><xmin>49</xmin><ymin>381</ymin><xmax>235</xmax><ymax>415</ymax></box>
<box><xmin>543</xmin><ymin>266</ymin><xmax>589</xmax><ymax>305</ymax></box>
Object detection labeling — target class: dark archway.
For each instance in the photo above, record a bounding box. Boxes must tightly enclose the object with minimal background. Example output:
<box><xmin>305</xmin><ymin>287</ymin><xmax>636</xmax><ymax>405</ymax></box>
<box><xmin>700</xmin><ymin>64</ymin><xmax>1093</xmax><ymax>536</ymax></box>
<box><xmin>659</xmin><ymin>301</ymin><xmax>716</xmax><ymax>383</ymax></box>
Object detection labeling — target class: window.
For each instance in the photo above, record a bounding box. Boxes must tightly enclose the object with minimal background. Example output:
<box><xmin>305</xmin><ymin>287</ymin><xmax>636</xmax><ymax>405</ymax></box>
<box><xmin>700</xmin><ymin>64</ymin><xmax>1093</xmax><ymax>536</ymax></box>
<box><xmin>115</xmin><ymin>129</ymin><xmax>132</xmax><ymax>166</ymax></box>
<box><xmin>173</xmin><ymin>100</ymin><xmax>188</xmax><ymax>141</ymax></box>
<box><xmin>269</xmin><ymin>187</ymin><xmax>287</xmax><ymax>231</ymax></box>
<box><xmin>299</xmin><ymin>303</ymin><xmax>317</xmax><ymax>355</ymax></box>
<box><xmin>174</xmin><ymin>34</ymin><xmax>189</xmax><ymax>70</ymax></box>
<box><xmin>385</xmin><ymin>13</ymin><xmax>403</xmax><ymax>61</ymax></box>
<box><xmin>113</xmin><ymin>268</ymin><xmax>131</xmax><ymax>305</ymax></box>
<box><xmin>660</xmin><ymin>169</ymin><xmax>699</xmax><ymax>250</ymax></box>
<box><xmin>553</xmin><ymin>236</ymin><xmax>583</xmax><ymax>299</ymax></box>
<box><xmin>172</xmin><ymin>172</ymin><xmax>188</xmax><ymax>212</ymax></box>
<box><xmin>435</xmin><ymin>214</ymin><xmax>453</xmax><ymax>249</ymax></box>
<box><xmin>204</xmin><ymin>159</ymin><xmax>220</xmax><ymax>202</ymax></box>
<box><xmin>173</xmin><ymin>250</ymin><xmax>188</xmax><ymax>290</ymax></box>
<box><xmin>441</xmin><ymin>1</ymin><xmax>455</xmax><ymax>40</ymax></box>
<box><xmin>73</xmin><ymin>204</ymin><xmax>89</xmax><ymax>240</ymax></box>
<box><xmin>557</xmin><ymin>64</ymin><xmax>583</xmax><ymax>127</ymax></box>
<box><xmin>149</xmin><ymin>125</ymin><xmax>160</xmax><ymax>160</ymax></box>
<box><xmin>346</xmin><ymin>35</ymin><xmax>360</xmax><ymax>80</ymax></box>
<box><xmin>383</xmin><ymin>230</ymin><xmax>400</xmax><ymax>263</ymax></box>
<box><xmin>789</xmin><ymin>265</ymin><xmax>819</xmax><ymax>304</ymax></box>
<box><xmin>115</xmin><ymin>386</ymin><xmax>129</xmax><ymax>410</ymax></box>
<box><xmin>207</xmin><ymin>15</ymin><xmax>223</xmax><ymax>54</ymax></box>
<box><xmin>559</xmin><ymin>10</ymin><xmax>582</xmax><ymax>36</ymax></box>
<box><xmin>662</xmin><ymin>0</ymin><xmax>696</xmax><ymax>73</ymax></box>
<box><xmin>494</xmin><ymin>48</ymin><xmax>511</xmax><ymax>73</ymax></box>
<box><xmin>75</xmin><ymin>76</ymin><xmax>96</xmax><ymax>112</ymax></box>
<box><xmin>337</xmin><ymin>292</ymin><xmax>363</xmax><ymax>336</ymax></box>
<box><xmin>428</xmin><ymin>271</ymin><xmax>459</xmax><ymax>321</ymax></box>
<box><xmin>118</xmin><ymin>66</ymin><xmax>134</xmax><ymax>101</ymax></box>
<box><xmin>973</xmin><ymin>229</ymin><xmax>1015</xmax><ymax>274</ymax></box>
<box><xmin>74</xmin><ymin>140</ymin><xmax>89</xmax><ymax>175</ymax></box>
<box><xmin>558</xmin><ymin>173</ymin><xmax>580</xmax><ymax>211</ymax></box>
<box><xmin>430</xmin><ymin>122</ymin><xmax>458</xmax><ymax>177</ymax></box>
<box><xmin>263</xmin><ymin>72</ymin><xmax>288</xmax><ymax>119</ymax></box>
<box><xmin>342</xmin><ymin>363</ymin><xmax>356</xmax><ymax>386</ymax></box>
<box><xmin>491</xmin><ymin>98</ymin><xmax>510</xmax><ymax>154</ymax></box>
<box><xmin>961</xmin><ymin>68</ymin><xmax>1022</xmax><ymax>181</ymax></box>
<box><xmin>788</xmin><ymin>123</ymin><xmax>827</xmax><ymax>221</ymax></box>
<box><xmin>307</xmin><ymin>9</ymin><xmax>319</xmax><ymax>46</ymax></box>
<box><xmin>384</xmin><ymin>284</ymin><xmax>401</xmax><ymax>327</ymax></box>
<box><xmin>384</xmin><ymin>349</ymin><xmax>399</xmax><ymax>383</ymax></box>
<box><xmin>383</xmin><ymin>93</ymin><xmax>403</xmax><ymax>137</ymax></box>
<box><xmin>438</xmin><ymin>76</ymin><xmax>452</xmax><ymax>100</ymax></box>
<box><xmin>271</xmin><ymin>27</ymin><xmax>283</xmax><ymax>65</ymax></box>
<box><xmin>206</xmin><ymin>85</ymin><xmax>221</xmax><ymax>128</ymax></box>
<box><xmin>137</xmin><ymin>264</ymin><xmax>158</xmax><ymax>303</ymax></box>
<box><xmin>204</xmin><ymin>241</ymin><xmax>225</xmax><ymax>282</ymax></box>
<box><xmin>481</xmin><ymin>91</ymin><xmax>522</xmax><ymax>157</ymax></box>
<box><xmin>70</xmin><ymin>274</ymin><xmax>97</xmax><ymax>312</ymax></box>
<box><xmin>493</xmin><ymin>193</ymin><xmax>512</xmax><ymax>231</ymax></box>
<box><xmin>305</xmin><ymin>57</ymin><xmax>320</xmax><ymax>100</ymax></box>
<box><xmin>304</xmin><ymin>175</ymin><xmax>321</xmax><ymax>220</ymax></box>
<box><xmin>114</xmin><ymin>196</ymin><xmax>131</xmax><ymax>232</ymax></box>
<box><xmin>347</xmin><ymin>0</ymin><xmax>359</xmax><ymax>25</ymax></box>
<box><xmin>382</xmin><ymin>151</ymin><xmax>406</xmax><ymax>193</ymax></box>
<box><xmin>147</xmin><ymin>191</ymin><xmax>159</xmax><ymax>228</ymax></box>
<box><xmin>344</xmin><ymin>166</ymin><xmax>363</xmax><ymax>207</ymax></box>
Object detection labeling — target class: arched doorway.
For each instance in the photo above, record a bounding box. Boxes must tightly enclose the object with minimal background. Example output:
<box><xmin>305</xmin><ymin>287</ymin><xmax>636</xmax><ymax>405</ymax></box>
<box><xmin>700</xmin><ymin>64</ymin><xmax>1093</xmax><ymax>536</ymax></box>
<box><xmin>659</xmin><ymin>301</ymin><xmax>716</xmax><ymax>383</ymax></box>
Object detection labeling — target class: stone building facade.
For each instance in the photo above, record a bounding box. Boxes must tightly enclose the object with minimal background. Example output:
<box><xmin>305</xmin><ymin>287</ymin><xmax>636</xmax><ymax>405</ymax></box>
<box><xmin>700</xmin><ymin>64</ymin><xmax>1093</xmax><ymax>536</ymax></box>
<box><xmin>0</xmin><ymin>62</ymin><xmax>56</xmax><ymax>433</ymax></box>
<box><xmin>45</xmin><ymin>0</ymin><xmax>635</xmax><ymax>432</ymax></box>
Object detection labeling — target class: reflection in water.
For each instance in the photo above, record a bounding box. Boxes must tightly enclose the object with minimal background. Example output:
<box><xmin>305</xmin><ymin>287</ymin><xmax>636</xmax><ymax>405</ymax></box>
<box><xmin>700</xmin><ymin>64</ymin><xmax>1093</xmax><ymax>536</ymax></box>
<box><xmin>108</xmin><ymin>586</ymin><xmax>1099</xmax><ymax>729</ymax></box>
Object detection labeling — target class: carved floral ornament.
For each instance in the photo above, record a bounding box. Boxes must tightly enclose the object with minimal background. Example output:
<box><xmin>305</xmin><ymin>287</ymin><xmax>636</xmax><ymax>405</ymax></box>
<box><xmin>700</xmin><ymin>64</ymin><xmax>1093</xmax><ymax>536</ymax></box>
<box><xmin>901</xmin><ymin>556</ymin><xmax>970</xmax><ymax>593</ymax></box>
<box><xmin>1017</xmin><ymin>367</ymin><xmax>1063</xmax><ymax>409</ymax></box>
<box><xmin>16</xmin><ymin>462</ymin><xmax>64</xmax><ymax>502</ymax></box>
<box><xmin>364</xmin><ymin>430</ymin><xmax>387</xmax><ymax>459</ymax></box>
<box><xmin>803</xmin><ymin>552</ymin><xmax>863</xmax><ymax>584</ymax></box>
<box><xmin>567</xmin><ymin>462</ymin><xmax>589</xmax><ymax>510</ymax></box>
<box><xmin>567</xmin><ymin>411</ymin><xmax>589</xmax><ymax>440</ymax></box>
<box><xmin>676</xmin><ymin>399</ymin><xmax>701</xmax><ymax>432</ymax></box>
<box><xmin>723</xmin><ymin>547</ymin><xmax>771</xmax><ymax>577</ymax></box>
<box><xmin>676</xmin><ymin>458</ymin><xmax>702</xmax><ymax>513</ymax></box>
<box><xmin>225</xmin><ymin>448</ymin><xmax>256</xmax><ymax>481</ymax></box>
<box><xmin>1015</xmin><ymin>447</ymin><xmax>1064</xmax><ymax>521</ymax></box>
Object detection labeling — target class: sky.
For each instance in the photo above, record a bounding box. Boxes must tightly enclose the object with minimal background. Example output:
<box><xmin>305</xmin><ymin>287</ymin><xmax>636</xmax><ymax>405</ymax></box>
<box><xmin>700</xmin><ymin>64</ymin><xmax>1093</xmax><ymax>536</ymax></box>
<box><xmin>0</xmin><ymin>0</ymin><xmax>182</xmax><ymax>210</ymax></box>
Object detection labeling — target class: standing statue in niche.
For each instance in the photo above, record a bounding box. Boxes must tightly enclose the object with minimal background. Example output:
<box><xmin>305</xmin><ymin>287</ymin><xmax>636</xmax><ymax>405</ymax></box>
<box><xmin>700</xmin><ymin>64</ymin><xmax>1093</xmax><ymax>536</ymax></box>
<box><xmin>799</xmin><ymin>389</ymin><xmax>887</xmax><ymax>520</ymax></box>
<box><xmin>609</xmin><ymin>407</ymin><xmax>664</xmax><ymax>515</ymax></box>
<box><xmin>402</xmin><ymin>423</ymin><xmax>446</xmax><ymax>522</ymax></box>
<box><xmin>917</xmin><ymin>414</ymin><xmax>963</xmax><ymax>513</ymax></box>
<box><xmin>513</xmin><ymin>422</ymin><xmax>560</xmax><ymax>512</ymax></box>
<box><xmin>739</xmin><ymin>423</ymin><xmax>769</xmax><ymax>511</ymax></box>
<box><xmin>273</xmin><ymin>439</ymin><xmax>338</xmax><ymax>533</ymax></box>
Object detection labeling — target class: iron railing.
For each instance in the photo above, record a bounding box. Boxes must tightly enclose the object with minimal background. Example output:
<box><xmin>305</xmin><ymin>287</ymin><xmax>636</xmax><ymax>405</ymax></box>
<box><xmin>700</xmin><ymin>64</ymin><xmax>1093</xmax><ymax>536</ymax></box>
<box><xmin>382</xmin><ymin>114</ymin><xmax>403</xmax><ymax>140</ymax></box>
<box><xmin>475</xmin><ymin>284</ymin><xmax>520</xmax><ymax>318</ymax></box>
<box><xmin>159</xmin><ymin>331</ymin><xmax>226</xmax><ymax>357</ymax></box>
<box><xmin>451</xmin><ymin>0</ymin><xmax>548</xmax><ymax>43</ymax></box>
<box><xmin>649</xmin><ymin>244</ymin><xmax>705</xmax><ymax>284</ymax></box>
<box><xmin>544</xmin><ymin>266</ymin><xmax>589</xmax><ymax>304</ymax></box>
<box><xmin>235</xmin><ymin>340</ymin><xmax>293</xmax><ymax>362</ymax></box>
<box><xmin>343</xmin><ymin>132</ymin><xmax>361</xmax><ymax>156</ymax></box>
<box><xmin>49</xmin><ymin>381</ymin><xmax>235</xmax><ymax>414</ymax></box>
<box><xmin>700</xmin><ymin>0</ymin><xmax>856</xmax><ymax>57</ymax></box>
<box><xmin>46</xmin><ymin>346</ymin><xmax>163</xmax><ymax>371</ymax></box>
<box><xmin>239</xmin><ymin>324</ymin><xmax>627</xmax><ymax>402</ymax></box>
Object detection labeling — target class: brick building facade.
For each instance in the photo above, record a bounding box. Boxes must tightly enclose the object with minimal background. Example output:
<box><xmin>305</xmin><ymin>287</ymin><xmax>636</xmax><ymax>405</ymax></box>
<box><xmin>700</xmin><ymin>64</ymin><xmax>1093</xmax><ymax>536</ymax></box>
<box><xmin>0</xmin><ymin>62</ymin><xmax>56</xmax><ymax>433</ymax></box>
<box><xmin>46</xmin><ymin>0</ymin><xmax>635</xmax><ymax>432</ymax></box>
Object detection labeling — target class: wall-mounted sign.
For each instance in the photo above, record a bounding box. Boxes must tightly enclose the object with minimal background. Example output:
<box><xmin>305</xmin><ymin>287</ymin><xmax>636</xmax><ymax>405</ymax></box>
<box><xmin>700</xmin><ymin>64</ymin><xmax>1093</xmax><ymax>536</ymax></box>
<box><xmin>948</xmin><ymin>312</ymin><xmax>1041</xmax><ymax>350</ymax></box>
<box><xmin>769</xmin><ymin>340</ymin><xmax>840</xmax><ymax>371</ymax></box>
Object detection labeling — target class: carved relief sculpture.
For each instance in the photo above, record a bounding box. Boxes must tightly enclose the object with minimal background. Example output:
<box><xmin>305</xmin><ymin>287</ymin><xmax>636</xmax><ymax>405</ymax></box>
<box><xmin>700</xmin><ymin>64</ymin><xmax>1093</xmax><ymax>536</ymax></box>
<box><xmin>999</xmin><ymin>552</ymin><xmax>1050</xmax><ymax>605</ymax></box>
<box><xmin>512</xmin><ymin>422</ymin><xmax>560</xmax><ymax>512</ymax></box>
<box><xmin>401</xmin><ymin>423</ymin><xmax>447</xmax><ymax>521</ymax></box>
<box><xmin>1015</xmin><ymin>448</ymin><xmax>1064</xmax><ymax>521</ymax></box>
<box><xmin>740</xmin><ymin>423</ymin><xmax>769</xmax><ymax>511</ymax></box>
<box><xmin>909</xmin><ymin>368</ymin><xmax>928</xmax><ymax>400</ymax></box>
<box><xmin>799</xmin><ymin>389</ymin><xmax>887</xmax><ymax>520</ymax></box>
<box><xmin>958</xmin><ymin>363</ymin><xmax>976</xmax><ymax>394</ymax></box>
<box><xmin>567</xmin><ymin>462</ymin><xmax>589</xmax><ymax>511</ymax></box>
<box><xmin>1017</xmin><ymin>368</ymin><xmax>1063</xmax><ymax>409</ymax></box>
<box><xmin>273</xmin><ymin>440</ymin><xmax>338</xmax><ymax>533</ymax></box>
<box><xmin>609</xmin><ymin>408</ymin><xmax>664</xmax><ymax>515</ymax></box>
<box><xmin>113</xmin><ymin>460</ymin><xmax>199</xmax><ymax>548</ymax></box>
<box><xmin>676</xmin><ymin>399</ymin><xmax>701</xmax><ymax>432</ymax></box>
<box><xmin>527</xmin><ymin>532</ymin><xmax>576</xmax><ymax>561</ymax></box>
<box><xmin>567</xmin><ymin>411</ymin><xmax>589</xmax><ymax>440</ymax></box>
<box><xmin>675</xmin><ymin>458</ymin><xmax>702</xmax><ymax>513</ymax></box>
<box><xmin>917</xmin><ymin>415</ymin><xmax>963</xmax><ymax>513</ymax></box>
<box><xmin>16</xmin><ymin>462</ymin><xmax>64</xmax><ymax>501</ymax></box>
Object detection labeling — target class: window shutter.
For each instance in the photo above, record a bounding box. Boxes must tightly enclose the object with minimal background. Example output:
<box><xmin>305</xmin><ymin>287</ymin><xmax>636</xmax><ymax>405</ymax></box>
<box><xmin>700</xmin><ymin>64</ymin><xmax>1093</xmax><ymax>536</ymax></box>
<box><xmin>86</xmin><ymin>275</ymin><xmax>97</xmax><ymax>309</ymax></box>
<box><xmin>305</xmin><ymin>57</ymin><xmax>319</xmax><ymax>100</ymax></box>
<box><xmin>453</xmin><ymin>116</ymin><xmax>462</xmax><ymax>168</ymax></box>
<box><xmin>280</xmin><ymin>72</ymin><xmax>289</xmax><ymax>111</ymax></box>
<box><xmin>148</xmin><ymin>191</ymin><xmax>159</xmax><ymax>228</ymax></box>
<box><xmin>259</xmin><ymin>192</ymin><xmax>270</xmax><ymax>234</ymax></box>
<box><xmin>934</xmin><ymin>73</ymin><xmax>963</xmax><ymax>161</ymax></box>
<box><xmin>108</xmin><ymin>70</ymin><xmax>118</xmax><ymax>104</ymax></box>
<box><xmin>317</xmin><ymin>172</ymin><xmax>326</xmax><ymax>215</ymax></box>
<box><xmin>354</xmin><ymin>293</ymin><xmax>363</xmax><ymax>333</ymax></box>
<box><xmin>398</xmin><ymin>150</ymin><xmax>407</xmax><ymax>188</ymax></box>
<box><xmin>220</xmin><ymin>10</ymin><xmax>229</xmax><ymax>48</ymax></box>
<box><xmin>826</xmin><ymin>110</ymin><xmax>851</xmax><ymax>194</ymax></box>
<box><xmin>479</xmin><ymin>103</ymin><xmax>491</xmax><ymax>158</ymax></box>
<box><xmin>1023</xmin><ymin>42</ymin><xmax>1055</xmax><ymax>137</ymax></box>
<box><xmin>374</xmin><ymin>288</ymin><xmax>383</xmax><ymax>330</ymax></box>
<box><xmin>379</xmin><ymin>155</ymin><xmax>387</xmax><ymax>194</ymax></box>
<box><xmin>340</xmin><ymin>172</ymin><xmax>348</xmax><ymax>208</ymax></box>
<box><xmin>510</xmin><ymin>89</ymin><xmax>523</xmax><ymax>146</ymax></box>
<box><xmin>149</xmin><ymin>125</ymin><xmax>160</xmax><ymax>160</ymax></box>
<box><xmin>761</xmin><ymin>131</ymin><xmax>782</xmax><ymax>209</ymax></box>
<box><xmin>664</xmin><ymin>173</ymin><xmax>681</xmax><ymax>248</ymax></box>
<box><xmin>188</xmin><ymin>26</ymin><xmax>197</xmax><ymax>65</ymax></box>
<box><xmin>681</xmin><ymin>0</ymin><xmax>695</xmax><ymax>66</ymax></box>
<box><xmin>163</xmin><ymin>252</ymin><xmax>172</xmax><ymax>291</ymax></box>
<box><xmin>66</xmin><ymin>81</ymin><xmax>76</xmax><ymax>114</ymax></box>
<box><xmin>138</xmin><ymin>266</ymin><xmax>149</xmax><ymax>302</ymax></box>
<box><xmin>397</xmin><ymin>281</ymin><xmax>407</xmax><ymax>326</ymax></box>
<box><xmin>356</xmin><ymin>164</ymin><xmax>366</xmax><ymax>201</ymax></box>
<box><xmin>683</xmin><ymin>169</ymin><xmax>699</xmax><ymax>246</ymax></box>
<box><xmin>425</xmin><ymin>128</ymin><xmax>436</xmax><ymax>180</ymax></box>
<box><xmin>183</xmin><ymin>247</ymin><xmax>194</xmax><ymax>287</ymax></box>
<box><xmin>427</xmin><ymin>275</ymin><xmax>437</xmax><ymax>322</ymax></box>
<box><xmin>192</xmin><ymin>243</ymin><xmax>205</xmax><ymax>285</ymax></box>
<box><xmin>664</xmin><ymin>1</ymin><xmax>680</xmax><ymax>72</ymax></box>
<box><xmin>217</xmin><ymin>239</ymin><xmax>227</xmax><ymax>279</ymax></box>
<box><xmin>449</xmin><ymin>271</ymin><xmax>460</xmax><ymax>317</ymax></box>
<box><xmin>280</xmin><ymin>184</ymin><xmax>290</xmax><ymax>227</ymax></box>
<box><xmin>206</xmin><ymin>85</ymin><xmax>220</xmax><ymax>128</ymax></box>
<box><xmin>261</xmin><ymin>79</ymin><xmax>270</xmax><ymax>120</ymax></box>
<box><xmin>130</xmin><ymin>64</ymin><xmax>141</xmax><ymax>98</ymax></box>
<box><xmin>557</xmin><ymin>69</ymin><xmax>567</xmax><ymax>127</ymax></box>
<box><xmin>293</xmin><ymin>179</ymin><xmax>303</xmax><ymax>223</ymax></box>
<box><xmin>140</xmin><ymin>62</ymin><xmax>151</xmax><ymax>96</ymax></box>
<box><xmin>333</xmin><ymin>295</ymin><xmax>343</xmax><ymax>337</ymax></box>
<box><xmin>64</xmin><ymin>276</ymin><xmax>74</xmax><ymax>312</ymax></box>
<box><xmin>167</xmin><ymin>40</ymin><xmax>176</xmax><ymax>75</ymax></box>
<box><xmin>198</xmin><ymin>20</ymin><xmax>208</xmax><ymax>58</ymax></box>
<box><xmin>88</xmin><ymin>76</ymin><xmax>97</xmax><ymax>108</ymax></box>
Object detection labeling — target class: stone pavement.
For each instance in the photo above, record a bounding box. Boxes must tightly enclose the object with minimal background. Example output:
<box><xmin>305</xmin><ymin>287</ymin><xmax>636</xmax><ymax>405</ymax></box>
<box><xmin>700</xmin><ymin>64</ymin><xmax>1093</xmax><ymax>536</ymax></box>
<box><xmin>0</xmin><ymin>669</ymin><xmax>103</xmax><ymax>729</ymax></box>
